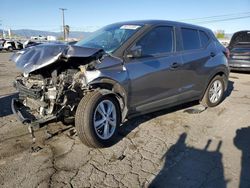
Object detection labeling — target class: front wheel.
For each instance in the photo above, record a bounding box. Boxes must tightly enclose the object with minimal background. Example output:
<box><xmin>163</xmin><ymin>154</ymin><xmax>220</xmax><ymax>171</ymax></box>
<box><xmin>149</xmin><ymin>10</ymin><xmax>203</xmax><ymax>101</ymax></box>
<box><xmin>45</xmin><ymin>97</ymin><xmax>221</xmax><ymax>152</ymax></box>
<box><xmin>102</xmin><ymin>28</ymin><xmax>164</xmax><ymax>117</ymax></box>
<box><xmin>75</xmin><ymin>90</ymin><xmax>121</xmax><ymax>148</ymax></box>
<box><xmin>201</xmin><ymin>75</ymin><xmax>225</xmax><ymax>107</ymax></box>
<box><xmin>8</xmin><ymin>47</ymin><xmax>13</xmax><ymax>52</ymax></box>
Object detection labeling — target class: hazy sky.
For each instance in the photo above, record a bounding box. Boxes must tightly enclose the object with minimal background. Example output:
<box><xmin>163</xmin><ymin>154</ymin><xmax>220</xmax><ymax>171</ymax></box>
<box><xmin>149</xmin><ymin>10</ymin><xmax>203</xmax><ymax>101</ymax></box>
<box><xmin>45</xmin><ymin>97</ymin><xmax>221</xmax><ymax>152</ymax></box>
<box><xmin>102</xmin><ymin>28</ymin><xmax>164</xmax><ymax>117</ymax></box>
<box><xmin>1</xmin><ymin>0</ymin><xmax>250</xmax><ymax>33</ymax></box>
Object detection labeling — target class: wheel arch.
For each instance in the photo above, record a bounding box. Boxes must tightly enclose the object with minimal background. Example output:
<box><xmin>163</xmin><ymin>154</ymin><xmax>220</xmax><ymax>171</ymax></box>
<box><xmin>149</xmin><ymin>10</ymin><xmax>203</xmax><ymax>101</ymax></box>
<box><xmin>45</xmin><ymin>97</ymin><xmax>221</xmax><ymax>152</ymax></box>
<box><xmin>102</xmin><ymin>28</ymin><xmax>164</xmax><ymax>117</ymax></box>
<box><xmin>201</xmin><ymin>70</ymin><xmax>228</xmax><ymax>102</ymax></box>
<box><xmin>211</xmin><ymin>71</ymin><xmax>228</xmax><ymax>90</ymax></box>
<box><xmin>88</xmin><ymin>77</ymin><xmax>128</xmax><ymax>122</ymax></box>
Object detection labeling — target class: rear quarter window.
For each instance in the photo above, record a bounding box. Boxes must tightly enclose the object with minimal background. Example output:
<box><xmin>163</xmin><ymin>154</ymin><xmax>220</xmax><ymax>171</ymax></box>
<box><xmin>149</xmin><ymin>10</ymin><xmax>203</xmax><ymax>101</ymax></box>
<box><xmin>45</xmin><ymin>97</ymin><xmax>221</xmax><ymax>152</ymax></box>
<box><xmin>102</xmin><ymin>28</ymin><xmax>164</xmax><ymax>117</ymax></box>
<box><xmin>181</xmin><ymin>28</ymin><xmax>200</xmax><ymax>50</ymax></box>
<box><xmin>199</xmin><ymin>30</ymin><xmax>210</xmax><ymax>48</ymax></box>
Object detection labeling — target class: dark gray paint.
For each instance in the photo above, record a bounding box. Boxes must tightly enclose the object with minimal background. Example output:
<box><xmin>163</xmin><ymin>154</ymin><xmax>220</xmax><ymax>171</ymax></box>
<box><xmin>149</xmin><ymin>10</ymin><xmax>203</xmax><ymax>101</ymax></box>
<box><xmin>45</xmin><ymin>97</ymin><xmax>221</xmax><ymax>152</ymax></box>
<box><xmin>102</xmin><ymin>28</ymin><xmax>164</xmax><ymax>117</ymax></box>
<box><xmin>89</xmin><ymin>21</ymin><xmax>229</xmax><ymax>117</ymax></box>
<box><xmin>12</xmin><ymin>20</ymin><xmax>229</xmax><ymax>119</ymax></box>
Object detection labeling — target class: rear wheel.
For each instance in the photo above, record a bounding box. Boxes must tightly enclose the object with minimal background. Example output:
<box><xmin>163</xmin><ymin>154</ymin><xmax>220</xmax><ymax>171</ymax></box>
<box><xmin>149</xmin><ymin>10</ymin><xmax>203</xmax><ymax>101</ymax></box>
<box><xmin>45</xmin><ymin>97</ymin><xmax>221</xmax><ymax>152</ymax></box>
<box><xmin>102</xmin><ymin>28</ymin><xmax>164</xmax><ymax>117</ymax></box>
<box><xmin>75</xmin><ymin>90</ymin><xmax>121</xmax><ymax>148</ymax></box>
<box><xmin>201</xmin><ymin>75</ymin><xmax>225</xmax><ymax>107</ymax></box>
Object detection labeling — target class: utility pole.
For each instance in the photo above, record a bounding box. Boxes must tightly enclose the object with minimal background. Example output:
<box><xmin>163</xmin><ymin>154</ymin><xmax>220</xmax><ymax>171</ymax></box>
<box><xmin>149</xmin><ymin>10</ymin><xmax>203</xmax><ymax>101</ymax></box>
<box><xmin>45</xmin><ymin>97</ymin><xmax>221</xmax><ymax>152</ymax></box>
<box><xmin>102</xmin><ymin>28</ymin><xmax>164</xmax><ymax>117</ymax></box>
<box><xmin>59</xmin><ymin>8</ymin><xmax>67</xmax><ymax>41</ymax></box>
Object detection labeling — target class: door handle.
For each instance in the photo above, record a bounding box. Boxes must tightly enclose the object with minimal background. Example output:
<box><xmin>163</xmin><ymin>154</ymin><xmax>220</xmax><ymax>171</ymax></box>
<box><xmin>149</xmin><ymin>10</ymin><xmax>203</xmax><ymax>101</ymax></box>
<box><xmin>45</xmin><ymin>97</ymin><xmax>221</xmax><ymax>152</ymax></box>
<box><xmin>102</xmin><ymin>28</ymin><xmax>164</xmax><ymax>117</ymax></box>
<box><xmin>170</xmin><ymin>62</ymin><xmax>180</xmax><ymax>69</ymax></box>
<box><xmin>210</xmin><ymin>52</ymin><xmax>216</xmax><ymax>57</ymax></box>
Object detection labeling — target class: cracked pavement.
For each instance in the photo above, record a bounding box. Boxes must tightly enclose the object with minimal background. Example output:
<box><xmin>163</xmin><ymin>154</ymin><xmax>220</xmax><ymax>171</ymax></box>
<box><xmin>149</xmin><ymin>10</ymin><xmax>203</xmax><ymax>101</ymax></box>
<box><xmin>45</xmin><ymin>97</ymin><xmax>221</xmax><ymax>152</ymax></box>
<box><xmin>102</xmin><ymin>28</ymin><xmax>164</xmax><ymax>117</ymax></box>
<box><xmin>0</xmin><ymin>52</ymin><xmax>250</xmax><ymax>188</ymax></box>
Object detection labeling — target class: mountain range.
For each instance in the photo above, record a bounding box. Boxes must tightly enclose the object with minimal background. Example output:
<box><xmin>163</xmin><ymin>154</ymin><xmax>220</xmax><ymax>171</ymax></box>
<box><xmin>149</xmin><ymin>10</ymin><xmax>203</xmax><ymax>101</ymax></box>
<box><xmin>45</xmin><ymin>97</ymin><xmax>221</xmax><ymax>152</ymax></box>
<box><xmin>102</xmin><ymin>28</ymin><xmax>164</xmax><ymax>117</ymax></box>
<box><xmin>0</xmin><ymin>29</ymin><xmax>92</xmax><ymax>39</ymax></box>
<box><xmin>0</xmin><ymin>29</ymin><xmax>233</xmax><ymax>40</ymax></box>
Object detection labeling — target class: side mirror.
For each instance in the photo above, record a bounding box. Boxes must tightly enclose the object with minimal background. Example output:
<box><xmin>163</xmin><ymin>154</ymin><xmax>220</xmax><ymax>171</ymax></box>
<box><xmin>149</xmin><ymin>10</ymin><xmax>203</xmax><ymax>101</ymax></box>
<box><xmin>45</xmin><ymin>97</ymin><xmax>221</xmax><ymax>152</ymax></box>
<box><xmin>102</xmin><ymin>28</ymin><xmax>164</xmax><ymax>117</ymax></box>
<box><xmin>127</xmin><ymin>45</ymin><xmax>142</xmax><ymax>58</ymax></box>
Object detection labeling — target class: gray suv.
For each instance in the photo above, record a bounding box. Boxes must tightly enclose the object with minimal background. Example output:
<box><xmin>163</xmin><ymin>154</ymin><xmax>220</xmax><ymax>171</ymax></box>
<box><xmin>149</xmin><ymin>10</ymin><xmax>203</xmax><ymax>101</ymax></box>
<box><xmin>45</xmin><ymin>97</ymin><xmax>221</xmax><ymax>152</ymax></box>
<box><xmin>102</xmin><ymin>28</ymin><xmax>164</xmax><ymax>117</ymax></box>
<box><xmin>11</xmin><ymin>20</ymin><xmax>229</xmax><ymax>147</ymax></box>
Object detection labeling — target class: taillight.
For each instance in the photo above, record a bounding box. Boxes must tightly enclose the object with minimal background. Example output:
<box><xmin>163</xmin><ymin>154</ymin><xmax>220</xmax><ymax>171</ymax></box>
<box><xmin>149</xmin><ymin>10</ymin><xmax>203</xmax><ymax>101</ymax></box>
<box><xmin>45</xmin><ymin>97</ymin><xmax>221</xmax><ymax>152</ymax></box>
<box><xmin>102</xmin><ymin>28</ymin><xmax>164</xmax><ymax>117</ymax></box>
<box><xmin>225</xmin><ymin>48</ymin><xmax>230</xmax><ymax>59</ymax></box>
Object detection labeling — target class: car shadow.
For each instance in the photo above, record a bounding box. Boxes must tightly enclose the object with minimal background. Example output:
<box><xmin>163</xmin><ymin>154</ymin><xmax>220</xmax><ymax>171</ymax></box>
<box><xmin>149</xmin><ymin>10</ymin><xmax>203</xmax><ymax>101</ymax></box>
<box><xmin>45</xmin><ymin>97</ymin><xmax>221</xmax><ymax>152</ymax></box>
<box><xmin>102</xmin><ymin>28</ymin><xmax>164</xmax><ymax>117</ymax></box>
<box><xmin>118</xmin><ymin>79</ymin><xmax>234</xmax><ymax>141</ymax></box>
<box><xmin>0</xmin><ymin>92</ymin><xmax>18</xmax><ymax>117</ymax></box>
<box><xmin>234</xmin><ymin>126</ymin><xmax>250</xmax><ymax>188</ymax></box>
<box><xmin>230</xmin><ymin>70</ymin><xmax>250</xmax><ymax>74</ymax></box>
<box><xmin>149</xmin><ymin>133</ymin><xmax>228</xmax><ymax>188</ymax></box>
<box><xmin>223</xmin><ymin>80</ymin><xmax>234</xmax><ymax>99</ymax></box>
<box><xmin>118</xmin><ymin>101</ymin><xmax>199</xmax><ymax>139</ymax></box>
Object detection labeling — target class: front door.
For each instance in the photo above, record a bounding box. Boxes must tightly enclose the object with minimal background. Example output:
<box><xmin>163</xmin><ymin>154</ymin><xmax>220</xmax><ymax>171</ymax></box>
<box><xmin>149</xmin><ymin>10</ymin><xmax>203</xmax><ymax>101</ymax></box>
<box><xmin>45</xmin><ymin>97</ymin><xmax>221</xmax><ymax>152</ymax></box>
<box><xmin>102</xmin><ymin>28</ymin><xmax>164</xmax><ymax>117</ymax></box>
<box><xmin>125</xmin><ymin>26</ymin><xmax>183</xmax><ymax>112</ymax></box>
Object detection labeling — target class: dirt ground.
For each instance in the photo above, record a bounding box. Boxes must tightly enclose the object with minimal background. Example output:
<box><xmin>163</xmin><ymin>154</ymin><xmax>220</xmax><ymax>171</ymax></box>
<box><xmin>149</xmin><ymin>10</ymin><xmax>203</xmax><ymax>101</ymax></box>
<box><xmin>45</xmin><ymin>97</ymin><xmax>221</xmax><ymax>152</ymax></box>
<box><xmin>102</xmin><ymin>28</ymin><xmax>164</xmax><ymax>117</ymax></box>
<box><xmin>0</xmin><ymin>52</ymin><xmax>249</xmax><ymax>188</ymax></box>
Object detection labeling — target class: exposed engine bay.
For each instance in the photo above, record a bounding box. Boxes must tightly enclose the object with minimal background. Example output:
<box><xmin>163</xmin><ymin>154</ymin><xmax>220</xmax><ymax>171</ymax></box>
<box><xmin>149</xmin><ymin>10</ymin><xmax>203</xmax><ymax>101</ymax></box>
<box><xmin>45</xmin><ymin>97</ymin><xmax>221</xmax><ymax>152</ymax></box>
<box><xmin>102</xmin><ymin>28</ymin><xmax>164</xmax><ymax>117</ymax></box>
<box><xmin>14</xmin><ymin>66</ymin><xmax>86</xmax><ymax>123</ymax></box>
<box><xmin>11</xmin><ymin>44</ymin><xmax>106</xmax><ymax>126</ymax></box>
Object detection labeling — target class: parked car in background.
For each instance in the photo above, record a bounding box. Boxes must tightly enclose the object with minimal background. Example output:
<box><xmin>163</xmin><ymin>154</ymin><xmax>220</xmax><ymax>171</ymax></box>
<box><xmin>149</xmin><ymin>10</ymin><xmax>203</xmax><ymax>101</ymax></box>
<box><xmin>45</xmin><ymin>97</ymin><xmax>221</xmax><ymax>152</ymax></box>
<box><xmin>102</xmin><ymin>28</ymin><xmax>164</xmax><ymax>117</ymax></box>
<box><xmin>1</xmin><ymin>40</ymin><xmax>23</xmax><ymax>51</ymax></box>
<box><xmin>11</xmin><ymin>20</ymin><xmax>229</xmax><ymax>148</ymax></box>
<box><xmin>228</xmin><ymin>30</ymin><xmax>250</xmax><ymax>71</ymax></box>
<box><xmin>31</xmin><ymin>35</ymin><xmax>47</xmax><ymax>40</ymax></box>
<box><xmin>218</xmin><ymin>38</ymin><xmax>230</xmax><ymax>47</ymax></box>
<box><xmin>0</xmin><ymin>39</ymin><xmax>4</xmax><ymax>51</ymax></box>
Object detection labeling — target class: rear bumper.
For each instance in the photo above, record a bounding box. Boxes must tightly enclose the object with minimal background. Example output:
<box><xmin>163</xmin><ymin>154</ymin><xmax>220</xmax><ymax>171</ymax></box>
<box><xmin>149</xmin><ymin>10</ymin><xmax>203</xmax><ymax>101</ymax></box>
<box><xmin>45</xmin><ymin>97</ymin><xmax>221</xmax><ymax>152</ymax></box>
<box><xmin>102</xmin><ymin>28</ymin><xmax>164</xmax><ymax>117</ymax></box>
<box><xmin>11</xmin><ymin>98</ymin><xmax>56</xmax><ymax>127</ymax></box>
<box><xmin>228</xmin><ymin>59</ymin><xmax>250</xmax><ymax>71</ymax></box>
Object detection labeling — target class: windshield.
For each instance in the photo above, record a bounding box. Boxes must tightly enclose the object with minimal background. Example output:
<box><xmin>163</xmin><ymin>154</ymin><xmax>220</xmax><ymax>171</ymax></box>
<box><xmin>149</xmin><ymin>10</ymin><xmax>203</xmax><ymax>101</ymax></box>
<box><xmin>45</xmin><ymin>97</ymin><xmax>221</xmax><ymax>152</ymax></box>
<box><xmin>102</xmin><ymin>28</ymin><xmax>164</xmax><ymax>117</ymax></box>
<box><xmin>76</xmin><ymin>24</ymin><xmax>142</xmax><ymax>53</ymax></box>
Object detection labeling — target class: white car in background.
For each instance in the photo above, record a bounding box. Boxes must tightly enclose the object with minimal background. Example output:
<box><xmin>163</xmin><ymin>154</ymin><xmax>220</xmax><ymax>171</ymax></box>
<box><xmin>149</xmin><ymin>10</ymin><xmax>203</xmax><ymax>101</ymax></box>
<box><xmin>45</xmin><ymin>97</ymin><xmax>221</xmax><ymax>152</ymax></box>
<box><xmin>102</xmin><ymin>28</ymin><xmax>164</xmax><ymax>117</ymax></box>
<box><xmin>31</xmin><ymin>35</ymin><xmax>47</xmax><ymax>40</ymax></box>
<box><xmin>218</xmin><ymin>38</ymin><xmax>230</xmax><ymax>47</ymax></box>
<box><xmin>0</xmin><ymin>39</ymin><xmax>5</xmax><ymax>51</ymax></box>
<box><xmin>1</xmin><ymin>40</ymin><xmax>23</xmax><ymax>51</ymax></box>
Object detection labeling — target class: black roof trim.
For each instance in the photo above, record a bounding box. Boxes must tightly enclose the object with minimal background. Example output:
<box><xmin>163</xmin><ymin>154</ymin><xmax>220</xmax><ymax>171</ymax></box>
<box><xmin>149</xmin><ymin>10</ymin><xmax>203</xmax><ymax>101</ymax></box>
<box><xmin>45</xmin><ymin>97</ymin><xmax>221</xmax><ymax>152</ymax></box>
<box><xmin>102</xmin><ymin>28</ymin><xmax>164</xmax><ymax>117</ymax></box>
<box><xmin>110</xmin><ymin>20</ymin><xmax>210</xmax><ymax>31</ymax></box>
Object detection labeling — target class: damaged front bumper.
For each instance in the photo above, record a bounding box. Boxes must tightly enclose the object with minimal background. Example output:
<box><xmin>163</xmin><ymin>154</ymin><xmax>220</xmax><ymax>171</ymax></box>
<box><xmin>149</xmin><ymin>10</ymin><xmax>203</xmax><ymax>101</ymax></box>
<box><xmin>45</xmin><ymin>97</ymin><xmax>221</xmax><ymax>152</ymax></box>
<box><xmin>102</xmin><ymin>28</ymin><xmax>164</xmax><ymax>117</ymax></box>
<box><xmin>11</xmin><ymin>98</ymin><xmax>57</xmax><ymax>128</ymax></box>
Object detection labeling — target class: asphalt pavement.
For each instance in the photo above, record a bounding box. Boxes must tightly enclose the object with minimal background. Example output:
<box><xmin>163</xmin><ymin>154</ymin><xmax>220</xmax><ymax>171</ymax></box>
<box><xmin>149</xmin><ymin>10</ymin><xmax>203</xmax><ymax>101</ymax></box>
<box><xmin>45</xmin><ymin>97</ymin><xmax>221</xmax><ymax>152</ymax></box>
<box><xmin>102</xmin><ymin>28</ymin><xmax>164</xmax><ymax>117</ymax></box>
<box><xmin>0</xmin><ymin>52</ymin><xmax>250</xmax><ymax>188</ymax></box>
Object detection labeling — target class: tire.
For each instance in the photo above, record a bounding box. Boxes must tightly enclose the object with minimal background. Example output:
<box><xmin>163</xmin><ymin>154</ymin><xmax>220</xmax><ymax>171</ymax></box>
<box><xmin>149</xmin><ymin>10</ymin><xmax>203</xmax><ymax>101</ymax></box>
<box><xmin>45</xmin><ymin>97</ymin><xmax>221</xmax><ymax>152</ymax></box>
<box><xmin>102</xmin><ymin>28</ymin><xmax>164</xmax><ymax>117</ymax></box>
<box><xmin>75</xmin><ymin>90</ymin><xmax>121</xmax><ymax>148</ymax></box>
<box><xmin>200</xmin><ymin>75</ymin><xmax>225</xmax><ymax>107</ymax></box>
<box><xmin>8</xmin><ymin>47</ymin><xmax>13</xmax><ymax>52</ymax></box>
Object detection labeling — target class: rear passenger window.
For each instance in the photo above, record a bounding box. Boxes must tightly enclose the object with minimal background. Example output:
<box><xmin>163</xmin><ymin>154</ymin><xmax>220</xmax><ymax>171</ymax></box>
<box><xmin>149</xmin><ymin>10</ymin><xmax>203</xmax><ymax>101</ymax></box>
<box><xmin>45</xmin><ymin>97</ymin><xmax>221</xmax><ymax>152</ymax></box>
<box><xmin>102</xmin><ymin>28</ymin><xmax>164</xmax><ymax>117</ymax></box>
<box><xmin>136</xmin><ymin>26</ymin><xmax>173</xmax><ymax>56</ymax></box>
<box><xmin>181</xmin><ymin>28</ymin><xmax>200</xmax><ymax>50</ymax></box>
<box><xmin>199</xmin><ymin>31</ymin><xmax>210</xmax><ymax>48</ymax></box>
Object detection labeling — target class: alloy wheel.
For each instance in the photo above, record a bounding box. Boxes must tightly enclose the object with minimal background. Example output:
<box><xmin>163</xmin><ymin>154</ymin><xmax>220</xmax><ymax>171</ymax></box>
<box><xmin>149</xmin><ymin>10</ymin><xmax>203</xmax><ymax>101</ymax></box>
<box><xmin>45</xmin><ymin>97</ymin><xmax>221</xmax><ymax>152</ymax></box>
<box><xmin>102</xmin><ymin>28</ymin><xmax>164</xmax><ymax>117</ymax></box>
<box><xmin>93</xmin><ymin>100</ymin><xmax>117</xmax><ymax>140</ymax></box>
<box><xmin>209</xmin><ymin>80</ymin><xmax>223</xmax><ymax>104</ymax></box>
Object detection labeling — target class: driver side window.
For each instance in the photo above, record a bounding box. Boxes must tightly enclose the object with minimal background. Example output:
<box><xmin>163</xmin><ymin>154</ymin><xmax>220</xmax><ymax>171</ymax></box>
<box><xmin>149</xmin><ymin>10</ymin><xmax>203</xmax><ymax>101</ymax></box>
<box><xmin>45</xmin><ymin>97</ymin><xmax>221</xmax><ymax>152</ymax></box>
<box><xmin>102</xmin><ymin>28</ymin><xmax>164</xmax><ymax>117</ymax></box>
<box><xmin>136</xmin><ymin>26</ymin><xmax>174</xmax><ymax>57</ymax></box>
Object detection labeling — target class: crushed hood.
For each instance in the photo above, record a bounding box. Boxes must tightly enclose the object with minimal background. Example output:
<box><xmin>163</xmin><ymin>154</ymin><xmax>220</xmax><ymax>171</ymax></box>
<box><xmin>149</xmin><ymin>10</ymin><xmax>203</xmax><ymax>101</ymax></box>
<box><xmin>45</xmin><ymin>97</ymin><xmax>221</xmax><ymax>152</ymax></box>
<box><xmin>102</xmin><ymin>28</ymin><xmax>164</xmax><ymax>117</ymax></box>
<box><xmin>11</xmin><ymin>43</ymin><xmax>104</xmax><ymax>74</ymax></box>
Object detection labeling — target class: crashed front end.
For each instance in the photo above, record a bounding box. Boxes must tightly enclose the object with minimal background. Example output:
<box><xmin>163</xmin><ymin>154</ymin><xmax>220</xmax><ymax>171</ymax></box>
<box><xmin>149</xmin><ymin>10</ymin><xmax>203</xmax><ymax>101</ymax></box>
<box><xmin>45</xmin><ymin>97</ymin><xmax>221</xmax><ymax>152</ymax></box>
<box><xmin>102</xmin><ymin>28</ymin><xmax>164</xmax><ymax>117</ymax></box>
<box><xmin>11</xmin><ymin>44</ymin><xmax>104</xmax><ymax>127</ymax></box>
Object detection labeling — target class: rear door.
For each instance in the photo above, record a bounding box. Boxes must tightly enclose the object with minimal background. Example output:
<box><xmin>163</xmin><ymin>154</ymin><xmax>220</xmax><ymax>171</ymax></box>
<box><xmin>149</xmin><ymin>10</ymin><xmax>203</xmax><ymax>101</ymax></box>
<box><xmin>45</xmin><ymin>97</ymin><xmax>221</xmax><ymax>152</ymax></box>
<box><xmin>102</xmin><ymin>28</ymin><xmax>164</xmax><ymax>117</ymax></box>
<box><xmin>178</xmin><ymin>28</ymin><xmax>213</xmax><ymax>99</ymax></box>
<box><xmin>124</xmin><ymin>26</ymin><xmax>183</xmax><ymax>112</ymax></box>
